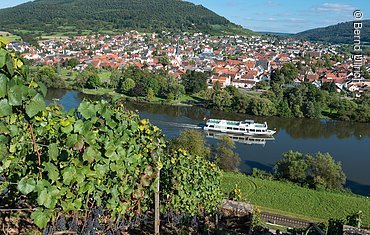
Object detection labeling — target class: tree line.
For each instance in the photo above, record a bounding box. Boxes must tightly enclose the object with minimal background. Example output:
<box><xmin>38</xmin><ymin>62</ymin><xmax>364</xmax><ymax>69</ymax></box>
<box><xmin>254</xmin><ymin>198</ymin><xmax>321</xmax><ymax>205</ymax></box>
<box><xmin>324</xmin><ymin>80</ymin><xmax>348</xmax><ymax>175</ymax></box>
<box><xmin>0</xmin><ymin>0</ymin><xmax>246</xmax><ymax>35</ymax></box>
<box><xmin>30</xmin><ymin>61</ymin><xmax>370</xmax><ymax>123</ymax></box>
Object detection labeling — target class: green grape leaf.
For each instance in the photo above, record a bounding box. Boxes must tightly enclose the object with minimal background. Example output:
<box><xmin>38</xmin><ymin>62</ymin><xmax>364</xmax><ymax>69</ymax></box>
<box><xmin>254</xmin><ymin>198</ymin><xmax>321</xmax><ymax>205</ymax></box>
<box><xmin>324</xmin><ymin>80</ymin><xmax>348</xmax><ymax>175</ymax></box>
<box><xmin>61</xmin><ymin>124</ymin><xmax>73</xmax><ymax>134</ymax></box>
<box><xmin>0</xmin><ymin>49</ymin><xmax>7</xmax><ymax>68</ymax></box>
<box><xmin>37</xmin><ymin>189</ymin><xmax>49</xmax><ymax>206</ymax></box>
<box><xmin>5</xmin><ymin>53</ymin><xmax>14</xmax><ymax>76</ymax></box>
<box><xmin>95</xmin><ymin>164</ymin><xmax>109</xmax><ymax>176</ymax></box>
<box><xmin>75</xmin><ymin>168</ymin><xmax>86</xmax><ymax>184</ymax></box>
<box><xmin>73</xmin><ymin>119</ymin><xmax>84</xmax><ymax>133</ymax></box>
<box><xmin>77</xmin><ymin>101</ymin><xmax>96</xmax><ymax>119</ymax></box>
<box><xmin>62</xmin><ymin>166</ymin><xmax>76</xmax><ymax>185</ymax></box>
<box><xmin>17</xmin><ymin>177</ymin><xmax>36</xmax><ymax>195</ymax></box>
<box><xmin>26</xmin><ymin>93</ymin><xmax>46</xmax><ymax>118</ymax></box>
<box><xmin>66</xmin><ymin>134</ymin><xmax>78</xmax><ymax>148</ymax></box>
<box><xmin>83</xmin><ymin>146</ymin><xmax>98</xmax><ymax>163</ymax></box>
<box><xmin>44</xmin><ymin>162</ymin><xmax>59</xmax><ymax>183</ymax></box>
<box><xmin>0</xmin><ymin>74</ymin><xmax>7</xmax><ymax>98</ymax></box>
<box><xmin>48</xmin><ymin>143</ymin><xmax>59</xmax><ymax>161</ymax></box>
<box><xmin>7</xmin><ymin>84</ymin><xmax>22</xmax><ymax>106</ymax></box>
<box><xmin>38</xmin><ymin>82</ymin><xmax>47</xmax><ymax>97</ymax></box>
<box><xmin>0</xmin><ymin>121</ymin><xmax>9</xmax><ymax>134</ymax></box>
<box><xmin>37</xmin><ymin>187</ymin><xmax>58</xmax><ymax>209</ymax></box>
<box><xmin>31</xmin><ymin>209</ymin><xmax>51</xmax><ymax>229</ymax></box>
<box><xmin>72</xmin><ymin>198</ymin><xmax>82</xmax><ymax>210</ymax></box>
<box><xmin>0</xmin><ymin>99</ymin><xmax>12</xmax><ymax>117</ymax></box>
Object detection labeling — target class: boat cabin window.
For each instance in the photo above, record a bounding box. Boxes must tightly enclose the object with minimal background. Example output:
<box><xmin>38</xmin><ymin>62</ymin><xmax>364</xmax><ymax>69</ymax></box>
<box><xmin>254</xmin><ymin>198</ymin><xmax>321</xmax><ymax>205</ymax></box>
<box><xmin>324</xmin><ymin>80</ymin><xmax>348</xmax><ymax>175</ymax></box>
<box><xmin>250</xmin><ymin>129</ymin><xmax>255</xmax><ymax>132</ymax></box>
<box><xmin>209</xmin><ymin>125</ymin><xmax>215</xmax><ymax>128</ymax></box>
<box><xmin>256</xmin><ymin>130</ymin><xmax>262</xmax><ymax>132</ymax></box>
<box><xmin>233</xmin><ymin>127</ymin><xmax>239</xmax><ymax>130</ymax></box>
<box><xmin>227</xmin><ymin>127</ymin><xmax>232</xmax><ymax>130</ymax></box>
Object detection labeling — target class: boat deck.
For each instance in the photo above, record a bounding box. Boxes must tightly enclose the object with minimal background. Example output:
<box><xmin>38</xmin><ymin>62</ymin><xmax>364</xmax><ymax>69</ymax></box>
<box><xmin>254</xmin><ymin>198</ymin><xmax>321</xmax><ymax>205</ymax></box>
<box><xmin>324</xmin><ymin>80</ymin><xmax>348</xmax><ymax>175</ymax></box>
<box><xmin>207</xmin><ymin>119</ymin><xmax>240</xmax><ymax>126</ymax></box>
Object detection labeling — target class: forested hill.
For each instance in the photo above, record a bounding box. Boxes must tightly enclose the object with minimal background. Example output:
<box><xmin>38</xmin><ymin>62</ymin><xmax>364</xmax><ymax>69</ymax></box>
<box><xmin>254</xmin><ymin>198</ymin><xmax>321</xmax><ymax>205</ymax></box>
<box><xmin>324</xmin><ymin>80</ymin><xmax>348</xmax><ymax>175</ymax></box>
<box><xmin>295</xmin><ymin>20</ymin><xmax>370</xmax><ymax>44</ymax></box>
<box><xmin>0</xmin><ymin>0</ymin><xmax>253</xmax><ymax>35</ymax></box>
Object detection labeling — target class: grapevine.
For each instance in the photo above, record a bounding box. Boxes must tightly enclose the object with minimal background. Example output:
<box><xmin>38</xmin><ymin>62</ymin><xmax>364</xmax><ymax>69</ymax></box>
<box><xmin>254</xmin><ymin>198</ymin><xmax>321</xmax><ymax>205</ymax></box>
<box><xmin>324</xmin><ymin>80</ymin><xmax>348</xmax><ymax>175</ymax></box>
<box><xmin>0</xmin><ymin>38</ymin><xmax>223</xmax><ymax>232</ymax></box>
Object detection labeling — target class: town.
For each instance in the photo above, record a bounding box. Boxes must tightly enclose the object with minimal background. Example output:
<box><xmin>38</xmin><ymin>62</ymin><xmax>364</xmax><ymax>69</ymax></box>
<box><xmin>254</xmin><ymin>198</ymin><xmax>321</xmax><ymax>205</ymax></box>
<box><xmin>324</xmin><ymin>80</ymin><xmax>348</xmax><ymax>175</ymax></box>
<box><xmin>6</xmin><ymin>31</ymin><xmax>370</xmax><ymax>95</ymax></box>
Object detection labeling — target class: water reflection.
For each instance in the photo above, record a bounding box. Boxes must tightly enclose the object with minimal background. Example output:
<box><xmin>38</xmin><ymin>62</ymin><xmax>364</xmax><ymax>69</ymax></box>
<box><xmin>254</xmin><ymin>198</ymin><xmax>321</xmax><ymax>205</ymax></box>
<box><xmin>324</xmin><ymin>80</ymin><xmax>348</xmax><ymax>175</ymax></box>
<box><xmin>204</xmin><ymin>131</ymin><xmax>275</xmax><ymax>146</ymax></box>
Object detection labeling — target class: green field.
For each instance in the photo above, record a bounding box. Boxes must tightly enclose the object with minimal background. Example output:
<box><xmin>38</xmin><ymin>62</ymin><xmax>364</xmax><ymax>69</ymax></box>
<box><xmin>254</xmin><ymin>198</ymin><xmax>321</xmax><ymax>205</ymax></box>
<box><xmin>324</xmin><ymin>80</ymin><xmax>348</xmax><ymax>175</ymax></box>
<box><xmin>0</xmin><ymin>32</ymin><xmax>21</xmax><ymax>42</ymax></box>
<box><xmin>221</xmin><ymin>172</ymin><xmax>370</xmax><ymax>226</ymax></box>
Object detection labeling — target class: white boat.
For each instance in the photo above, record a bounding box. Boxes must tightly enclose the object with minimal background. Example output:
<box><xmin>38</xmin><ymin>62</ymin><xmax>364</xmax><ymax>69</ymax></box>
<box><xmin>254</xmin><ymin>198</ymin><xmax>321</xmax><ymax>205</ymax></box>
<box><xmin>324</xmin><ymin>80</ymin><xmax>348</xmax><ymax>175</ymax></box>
<box><xmin>204</xmin><ymin>130</ymin><xmax>275</xmax><ymax>145</ymax></box>
<box><xmin>204</xmin><ymin>119</ymin><xmax>276</xmax><ymax>136</ymax></box>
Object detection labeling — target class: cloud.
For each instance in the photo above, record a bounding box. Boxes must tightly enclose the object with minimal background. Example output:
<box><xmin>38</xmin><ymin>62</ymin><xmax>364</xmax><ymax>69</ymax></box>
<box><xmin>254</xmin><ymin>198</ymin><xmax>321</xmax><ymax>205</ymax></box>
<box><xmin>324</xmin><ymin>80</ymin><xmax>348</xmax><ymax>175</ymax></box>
<box><xmin>265</xmin><ymin>1</ymin><xmax>279</xmax><ymax>7</ymax></box>
<box><xmin>313</xmin><ymin>3</ymin><xmax>355</xmax><ymax>12</ymax></box>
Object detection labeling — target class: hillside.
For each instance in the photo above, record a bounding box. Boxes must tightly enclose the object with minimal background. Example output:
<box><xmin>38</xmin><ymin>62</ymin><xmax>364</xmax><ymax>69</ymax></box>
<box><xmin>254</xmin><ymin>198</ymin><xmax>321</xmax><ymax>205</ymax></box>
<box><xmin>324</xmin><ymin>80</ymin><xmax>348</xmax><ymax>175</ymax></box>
<box><xmin>295</xmin><ymin>20</ymin><xmax>370</xmax><ymax>44</ymax></box>
<box><xmin>222</xmin><ymin>173</ymin><xmax>370</xmax><ymax>225</ymax></box>
<box><xmin>0</xmin><ymin>0</ymin><xmax>254</xmax><ymax>36</ymax></box>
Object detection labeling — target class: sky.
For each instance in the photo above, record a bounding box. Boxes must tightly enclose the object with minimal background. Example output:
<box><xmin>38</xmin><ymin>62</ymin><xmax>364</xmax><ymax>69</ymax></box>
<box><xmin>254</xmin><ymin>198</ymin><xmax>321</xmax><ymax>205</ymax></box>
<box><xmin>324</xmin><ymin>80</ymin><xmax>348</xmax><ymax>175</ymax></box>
<box><xmin>0</xmin><ymin>0</ymin><xmax>369</xmax><ymax>33</ymax></box>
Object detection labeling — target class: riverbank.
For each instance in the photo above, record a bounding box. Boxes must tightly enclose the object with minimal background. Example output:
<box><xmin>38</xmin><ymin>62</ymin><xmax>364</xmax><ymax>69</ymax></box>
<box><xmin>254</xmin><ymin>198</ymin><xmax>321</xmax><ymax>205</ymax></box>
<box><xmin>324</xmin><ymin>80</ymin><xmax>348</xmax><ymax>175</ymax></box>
<box><xmin>79</xmin><ymin>87</ymin><xmax>203</xmax><ymax>107</ymax></box>
<box><xmin>221</xmin><ymin>172</ymin><xmax>370</xmax><ymax>227</ymax></box>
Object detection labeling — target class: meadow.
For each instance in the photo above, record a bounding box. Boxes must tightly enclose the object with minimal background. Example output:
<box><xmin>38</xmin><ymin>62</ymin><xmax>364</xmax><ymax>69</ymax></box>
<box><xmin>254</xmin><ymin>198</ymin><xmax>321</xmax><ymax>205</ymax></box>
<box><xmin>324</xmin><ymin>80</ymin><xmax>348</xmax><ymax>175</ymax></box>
<box><xmin>0</xmin><ymin>32</ymin><xmax>21</xmax><ymax>42</ymax></box>
<box><xmin>222</xmin><ymin>172</ymin><xmax>370</xmax><ymax>227</ymax></box>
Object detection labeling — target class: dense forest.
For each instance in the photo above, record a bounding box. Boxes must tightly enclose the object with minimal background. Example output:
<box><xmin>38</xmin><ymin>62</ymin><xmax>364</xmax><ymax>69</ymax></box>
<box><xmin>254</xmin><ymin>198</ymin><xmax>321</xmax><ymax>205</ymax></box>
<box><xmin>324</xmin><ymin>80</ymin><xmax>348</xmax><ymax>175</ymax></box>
<box><xmin>295</xmin><ymin>20</ymin><xmax>370</xmax><ymax>44</ymax></box>
<box><xmin>0</xmin><ymin>0</ymin><xmax>253</xmax><ymax>35</ymax></box>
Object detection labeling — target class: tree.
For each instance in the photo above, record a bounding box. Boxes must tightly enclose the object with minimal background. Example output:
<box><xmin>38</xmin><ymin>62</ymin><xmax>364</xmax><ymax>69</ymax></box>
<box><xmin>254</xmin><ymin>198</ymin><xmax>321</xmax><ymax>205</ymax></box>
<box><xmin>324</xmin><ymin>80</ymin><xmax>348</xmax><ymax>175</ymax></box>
<box><xmin>277</xmin><ymin>100</ymin><xmax>292</xmax><ymax>117</ymax></box>
<box><xmin>75</xmin><ymin>66</ymin><xmax>100</xmax><ymax>89</ymax></box>
<box><xmin>31</xmin><ymin>65</ymin><xmax>66</xmax><ymax>89</ymax></box>
<box><xmin>322</xmin><ymin>82</ymin><xmax>337</xmax><ymax>93</ymax></box>
<box><xmin>361</xmin><ymin>65</ymin><xmax>370</xmax><ymax>79</ymax></box>
<box><xmin>182</xmin><ymin>70</ymin><xmax>208</xmax><ymax>94</ymax></box>
<box><xmin>119</xmin><ymin>77</ymin><xmax>136</xmax><ymax>94</ymax></box>
<box><xmin>158</xmin><ymin>56</ymin><xmax>170</xmax><ymax>67</ymax></box>
<box><xmin>214</xmin><ymin>135</ymin><xmax>240</xmax><ymax>172</ymax></box>
<box><xmin>64</xmin><ymin>58</ymin><xmax>80</xmax><ymax>68</ymax></box>
<box><xmin>280</xmin><ymin>62</ymin><xmax>299</xmax><ymax>83</ymax></box>
<box><xmin>109</xmin><ymin>69</ymin><xmax>121</xmax><ymax>89</ymax></box>
<box><xmin>166</xmin><ymin>93</ymin><xmax>175</xmax><ymax>102</ymax></box>
<box><xmin>303</xmin><ymin>101</ymin><xmax>320</xmax><ymax>119</ymax></box>
<box><xmin>249</xmin><ymin>97</ymin><xmax>276</xmax><ymax>116</ymax></box>
<box><xmin>142</xmin><ymin>76</ymin><xmax>161</xmax><ymax>95</ymax></box>
<box><xmin>273</xmin><ymin>151</ymin><xmax>308</xmax><ymax>184</ymax></box>
<box><xmin>166</xmin><ymin>77</ymin><xmax>185</xmax><ymax>100</ymax></box>
<box><xmin>274</xmin><ymin>151</ymin><xmax>346</xmax><ymax>190</ymax></box>
<box><xmin>312</xmin><ymin>152</ymin><xmax>346</xmax><ymax>189</ymax></box>
<box><xmin>170</xmin><ymin>129</ymin><xmax>211</xmax><ymax>160</ymax></box>
<box><xmin>85</xmin><ymin>73</ymin><xmax>101</xmax><ymax>89</ymax></box>
<box><xmin>147</xmin><ymin>87</ymin><xmax>155</xmax><ymax>101</ymax></box>
<box><xmin>213</xmin><ymin>80</ymin><xmax>222</xmax><ymax>91</ymax></box>
<box><xmin>255</xmin><ymin>80</ymin><xmax>269</xmax><ymax>90</ymax></box>
<box><xmin>131</xmin><ymin>83</ymin><xmax>145</xmax><ymax>97</ymax></box>
<box><xmin>211</xmin><ymin>89</ymin><xmax>232</xmax><ymax>111</ymax></box>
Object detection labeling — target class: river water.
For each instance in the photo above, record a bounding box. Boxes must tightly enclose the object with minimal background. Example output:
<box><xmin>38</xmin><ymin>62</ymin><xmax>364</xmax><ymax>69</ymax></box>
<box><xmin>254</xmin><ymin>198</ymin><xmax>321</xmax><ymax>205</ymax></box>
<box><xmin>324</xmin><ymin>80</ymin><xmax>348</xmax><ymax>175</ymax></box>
<box><xmin>45</xmin><ymin>89</ymin><xmax>370</xmax><ymax>195</ymax></box>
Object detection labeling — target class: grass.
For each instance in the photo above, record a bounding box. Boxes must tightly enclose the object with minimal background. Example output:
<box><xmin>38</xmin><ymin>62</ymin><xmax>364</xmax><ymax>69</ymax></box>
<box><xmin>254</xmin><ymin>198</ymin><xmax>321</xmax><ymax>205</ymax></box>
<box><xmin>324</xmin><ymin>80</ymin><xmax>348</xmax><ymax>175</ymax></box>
<box><xmin>81</xmin><ymin>88</ymin><xmax>115</xmax><ymax>96</ymax></box>
<box><xmin>98</xmin><ymin>71</ymin><xmax>112</xmax><ymax>83</ymax></box>
<box><xmin>0</xmin><ymin>32</ymin><xmax>22</xmax><ymax>42</ymax></box>
<box><xmin>221</xmin><ymin>172</ymin><xmax>370</xmax><ymax>226</ymax></box>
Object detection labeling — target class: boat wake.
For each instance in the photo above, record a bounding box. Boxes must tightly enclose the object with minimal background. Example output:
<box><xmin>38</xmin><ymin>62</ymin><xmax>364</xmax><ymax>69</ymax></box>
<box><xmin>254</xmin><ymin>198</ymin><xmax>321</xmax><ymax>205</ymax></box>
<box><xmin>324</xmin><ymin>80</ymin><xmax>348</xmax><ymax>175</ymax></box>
<box><xmin>159</xmin><ymin>121</ymin><xmax>202</xmax><ymax>129</ymax></box>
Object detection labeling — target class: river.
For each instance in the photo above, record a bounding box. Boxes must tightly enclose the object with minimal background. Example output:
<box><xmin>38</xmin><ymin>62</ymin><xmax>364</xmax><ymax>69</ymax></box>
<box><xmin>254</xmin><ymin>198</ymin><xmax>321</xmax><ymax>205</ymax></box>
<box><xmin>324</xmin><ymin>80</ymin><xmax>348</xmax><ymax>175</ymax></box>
<box><xmin>45</xmin><ymin>89</ymin><xmax>370</xmax><ymax>195</ymax></box>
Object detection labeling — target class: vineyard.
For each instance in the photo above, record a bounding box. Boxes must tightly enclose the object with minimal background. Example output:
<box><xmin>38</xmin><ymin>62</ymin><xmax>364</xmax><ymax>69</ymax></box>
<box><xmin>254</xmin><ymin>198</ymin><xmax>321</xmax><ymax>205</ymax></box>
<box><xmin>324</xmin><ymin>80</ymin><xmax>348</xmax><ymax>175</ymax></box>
<box><xmin>222</xmin><ymin>172</ymin><xmax>370</xmax><ymax>226</ymax></box>
<box><xmin>0</xmin><ymin>38</ymin><xmax>225</xmax><ymax>234</ymax></box>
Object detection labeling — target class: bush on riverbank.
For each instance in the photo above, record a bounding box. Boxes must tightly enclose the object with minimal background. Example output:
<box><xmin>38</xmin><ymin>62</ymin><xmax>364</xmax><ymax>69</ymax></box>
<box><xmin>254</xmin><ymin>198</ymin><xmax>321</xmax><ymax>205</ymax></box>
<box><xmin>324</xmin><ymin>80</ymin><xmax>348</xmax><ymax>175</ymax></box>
<box><xmin>274</xmin><ymin>150</ymin><xmax>346</xmax><ymax>190</ymax></box>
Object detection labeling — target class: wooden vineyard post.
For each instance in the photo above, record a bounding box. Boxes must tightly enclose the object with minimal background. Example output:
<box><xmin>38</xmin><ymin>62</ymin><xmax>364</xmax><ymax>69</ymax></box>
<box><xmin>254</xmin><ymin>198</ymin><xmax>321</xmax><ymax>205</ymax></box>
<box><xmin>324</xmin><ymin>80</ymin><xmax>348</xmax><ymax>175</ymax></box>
<box><xmin>154</xmin><ymin>154</ymin><xmax>161</xmax><ymax>234</ymax></box>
